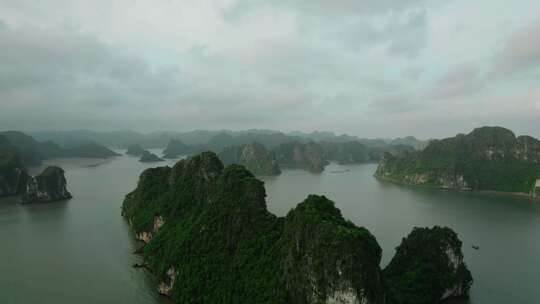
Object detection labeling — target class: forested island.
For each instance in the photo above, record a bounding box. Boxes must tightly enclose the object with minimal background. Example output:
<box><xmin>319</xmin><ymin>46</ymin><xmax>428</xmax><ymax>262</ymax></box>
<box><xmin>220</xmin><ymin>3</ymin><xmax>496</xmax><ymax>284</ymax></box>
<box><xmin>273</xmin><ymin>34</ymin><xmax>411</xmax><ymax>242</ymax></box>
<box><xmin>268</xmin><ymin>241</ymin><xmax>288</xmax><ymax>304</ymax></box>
<box><xmin>0</xmin><ymin>131</ymin><xmax>116</xmax><ymax>203</ymax></box>
<box><xmin>218</xmin><ymin>142</ymin><xmax>280</xmax><ymax>176</ymax></box>
<box><xmin>0</xmin><ymin>131</ymin><xmax>120</xmax><ymax>166</ymax></box>
<box><xmin>126</xmin><ymin>144</ymin><xmax>146</xmax><ymax>156</ymax></box>
<box><xmin>0</xmin><ymin>152</ymin><xmax>28</xmax><ymax>197</ymax></box>
<box><xmin>139</xmin><ymin>150</ymin><xmax>165</xmax><ymax>163</ymax></box>
<box><xmin>0</xmin><ymin>151</ymin><xmax>71</xmax><ymax>203</ymax></box>
<box><xmin>161</xmin><ymin>132</ymin><xmax>416</xmax><ymax>175</ymax></box>
<box><xmin>122</xmin><ymin>151</ymin><xmax>472</xmax><ymax>304</ymax></box>
<box><xmin>21</xmin><ymin>166</ymin><xmax>72</xmax><ymax>204</ymax></box>
<box><xmin>375</xmin><ymin>126</ymin><xmax>540</xmax><ymax>197</ymax></box>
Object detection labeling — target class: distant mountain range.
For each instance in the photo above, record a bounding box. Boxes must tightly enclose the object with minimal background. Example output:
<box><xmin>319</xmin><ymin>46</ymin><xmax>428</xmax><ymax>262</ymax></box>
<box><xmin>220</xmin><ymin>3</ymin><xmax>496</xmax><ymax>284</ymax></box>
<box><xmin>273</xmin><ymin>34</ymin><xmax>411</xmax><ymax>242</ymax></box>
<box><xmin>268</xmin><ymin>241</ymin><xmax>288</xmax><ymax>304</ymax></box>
<box><xmin>30</xmin><ymin>129</ymin><xmax>429</xmax><ymax>150</ymax></box>
<box><xmin>0</xmin><ymin>131</ymin><xmax>120</xmax><ymax>166</ymax></box>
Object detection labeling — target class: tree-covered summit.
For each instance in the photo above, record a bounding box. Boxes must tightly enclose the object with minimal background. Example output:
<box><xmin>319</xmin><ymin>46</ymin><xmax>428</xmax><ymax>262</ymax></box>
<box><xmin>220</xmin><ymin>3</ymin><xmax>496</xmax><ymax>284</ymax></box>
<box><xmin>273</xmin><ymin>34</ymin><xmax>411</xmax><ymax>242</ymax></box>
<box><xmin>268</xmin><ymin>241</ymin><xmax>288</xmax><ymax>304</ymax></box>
<box><xmin>123</xmin><ymin>151</ymin><xmax>472</xmax><ymax>304</ymax></box>
<box><xmin>375</xmin><ymin>126</ymin><xmax>540</xmax><ymax>195</ymax></box>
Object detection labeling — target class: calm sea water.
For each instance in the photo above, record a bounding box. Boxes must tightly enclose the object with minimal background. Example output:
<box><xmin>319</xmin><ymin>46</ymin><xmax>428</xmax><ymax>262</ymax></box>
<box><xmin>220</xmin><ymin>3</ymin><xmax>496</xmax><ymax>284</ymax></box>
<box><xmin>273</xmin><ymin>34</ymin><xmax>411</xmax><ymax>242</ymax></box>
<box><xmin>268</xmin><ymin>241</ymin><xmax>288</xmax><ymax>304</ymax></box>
<box><xmin>1</xmin><ymin>152</ymin><xmax>539</xmax><ymax>304</ymax></box>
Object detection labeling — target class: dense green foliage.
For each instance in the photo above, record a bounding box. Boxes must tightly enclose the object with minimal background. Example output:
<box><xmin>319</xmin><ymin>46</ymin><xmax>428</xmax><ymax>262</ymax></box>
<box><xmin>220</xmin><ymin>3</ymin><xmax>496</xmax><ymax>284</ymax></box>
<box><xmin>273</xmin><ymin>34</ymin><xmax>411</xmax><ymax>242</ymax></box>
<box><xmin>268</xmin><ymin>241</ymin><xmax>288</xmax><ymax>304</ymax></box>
<box><xmin>122</xmin><ymin>152</ymin><xmax>392</xmax><ymax>303</ymax></box>
<box><xmin>123</xmin><ymin>153</ymin><xmax>287</xmax><ymax>303</ymax></box>
<box><xmin>282</xmin><ymin>195</ymin><xmax>385</xmax><ymax>303</ymax></box>
<box><xmin>384</xmin><ymin>227</ymin><xmax>472</xmax><ymax>304</ymax></box>
<box><xmin>376</xmin><ymin>127</ymin><xmax>540</xmax><ymax>194</ymax></box>
<box><xmin>0</xmin><ymin>152</ymin><xmax>29</xmax><ymax>196</ymax></box>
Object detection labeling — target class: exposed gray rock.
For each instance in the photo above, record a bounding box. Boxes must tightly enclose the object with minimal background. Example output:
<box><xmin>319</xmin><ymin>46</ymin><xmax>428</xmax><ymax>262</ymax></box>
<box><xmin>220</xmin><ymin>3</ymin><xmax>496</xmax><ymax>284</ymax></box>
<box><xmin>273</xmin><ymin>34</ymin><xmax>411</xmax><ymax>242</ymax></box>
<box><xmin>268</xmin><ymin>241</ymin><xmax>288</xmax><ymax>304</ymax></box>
<box><xmin>273</xmin><ymin>141</ymin><xmax>327</xmax><ymax>173</ymax></box>
<box><xmin>219</xmin><ymin>142</ymin><xmax>281</xmax><ymax>176</ymax></box>
<box><xmin>21</xmin><ymin>166</ymin><xmax>72</xmax><ymax>204</ymax></box>
<box><xmin>533</xmin><ymin>180</ymin><xmax>540</xmax><ymax>198</ymax></box>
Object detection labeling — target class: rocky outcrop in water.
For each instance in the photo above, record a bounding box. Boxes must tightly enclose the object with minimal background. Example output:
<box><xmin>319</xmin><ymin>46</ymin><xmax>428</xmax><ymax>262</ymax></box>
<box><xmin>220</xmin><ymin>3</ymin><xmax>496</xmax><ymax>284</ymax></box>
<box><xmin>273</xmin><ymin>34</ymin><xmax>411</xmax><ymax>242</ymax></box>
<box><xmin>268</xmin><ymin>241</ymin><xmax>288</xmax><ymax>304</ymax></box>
<box><xmin>283</xmin><ymin>195</ymin><xmax>385</xmax><ymax>304</ymax></box>
<box><xmin>218</xmin><ymin>142</ymin><xmax>280</xmax><ymax>176</ymax></box>
<box><xmin>0</xmin><ymin>153</ymin><xmax>29</xmax><ymax>197</ymax></box>
<box><xmin>122</xmin><ymin>152</ymin><xmax>472</xmax><ymax>303</ymax></box>
<box><xmin>139</xmin><ymin>150</ymin><xmax>165</xmax><ymax>163</ymax></box>
<box><xmin>162</xmin><ymin>139</ymin><xmax>199</xmax><ymax>159</ymax></box>
<box><xmin>126</xmin><ymin>144</ymin><xmax>145</xmax><ymax>156</ymax></box>
<box><xmin>21</xmin><ymin>166</ymin><xmax>72</xmax><ymax>204</ymax></box>
<box><xmin>273</xmin><ymin>142</ymin><xmax>327</xmax><ymax>173</ymax></box>
<box><xmin>375</xmin><ymin>126</ymin><xmax>540</xmax><ymax>196</ymax></box>
<box><xmin>384</xmin><ymin>227</ymin><xmax>472</xmax><ymax>304</ymax></box>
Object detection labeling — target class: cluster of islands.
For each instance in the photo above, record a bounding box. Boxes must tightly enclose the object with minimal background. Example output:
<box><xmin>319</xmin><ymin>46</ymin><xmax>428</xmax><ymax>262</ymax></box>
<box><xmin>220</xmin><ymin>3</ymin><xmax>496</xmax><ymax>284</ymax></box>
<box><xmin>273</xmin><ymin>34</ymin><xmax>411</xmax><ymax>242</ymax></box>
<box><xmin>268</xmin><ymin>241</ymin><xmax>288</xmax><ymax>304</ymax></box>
<box><xmin>1</xmin><ymin>126</ymin><xmax>539</xmax><ymax>303</ymax></box>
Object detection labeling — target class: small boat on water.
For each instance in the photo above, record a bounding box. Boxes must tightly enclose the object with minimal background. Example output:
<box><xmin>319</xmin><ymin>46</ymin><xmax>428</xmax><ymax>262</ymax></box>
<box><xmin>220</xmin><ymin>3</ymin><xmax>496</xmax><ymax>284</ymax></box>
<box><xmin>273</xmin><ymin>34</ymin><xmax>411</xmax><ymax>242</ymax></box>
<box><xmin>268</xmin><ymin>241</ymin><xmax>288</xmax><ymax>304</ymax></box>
<box><xmin>472</xmin><ymin>245</ymin><xmax>480</xmax><ymax>250</ymax></box>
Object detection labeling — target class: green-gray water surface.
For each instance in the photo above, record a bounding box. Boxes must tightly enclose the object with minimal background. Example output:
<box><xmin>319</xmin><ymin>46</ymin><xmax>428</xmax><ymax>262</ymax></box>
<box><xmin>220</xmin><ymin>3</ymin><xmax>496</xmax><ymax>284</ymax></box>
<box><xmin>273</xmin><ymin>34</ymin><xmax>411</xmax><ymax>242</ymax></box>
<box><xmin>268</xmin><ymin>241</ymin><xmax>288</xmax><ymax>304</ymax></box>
<box><xmin>1</xmin><ymin>153</ymin><xmax>539</xmax><ymax>303</ymax></box>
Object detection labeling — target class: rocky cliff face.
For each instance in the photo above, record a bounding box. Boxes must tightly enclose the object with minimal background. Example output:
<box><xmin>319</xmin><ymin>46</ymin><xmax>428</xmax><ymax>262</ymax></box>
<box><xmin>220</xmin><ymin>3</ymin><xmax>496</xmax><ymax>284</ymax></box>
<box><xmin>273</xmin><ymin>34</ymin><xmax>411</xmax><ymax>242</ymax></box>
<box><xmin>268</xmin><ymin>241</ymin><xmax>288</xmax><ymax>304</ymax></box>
<box><xmin>282</xmin><ymin>195</ymin><xmax>385</xmax><ymax>304</ymax></box>
<box><xmin>139</xmin><ymin>150</ymin><xmax>165</xmax><ymax>163</ymax></box>
<box><xmin>126</xmin><ymin>144</ymin><xmax>145</xmax><ymax>156</ymax></box>
<box><xmin>0</xmin><ymin>153</ymin><xmax>29</xmax><ymax>197</ymax></box>
<box><xmin>123</xmin><ymin>152</ymin><xmax>472</xmax><ymax>303</ymax></box>
<box><xmin>375</xmin><ymin>127</ymin><xmax>540</xmax><ymax>195</ymax></box>
<box><xmin>384</xmin><ymin>227</ymin><xmax>472</xmax><ymax>304</ymax></box>
<box><xmin>533</xmin><ymin>180</ymin><xmax>540</xmax><ymax>198</ymax></box>
<box><xmin>219</xmin><ymin>142</ymin><xmax>281</xmax><ymax>176</ymax></box>
<box><xmin>273</xmin><ymin>142</ymin><xmax>327</xmax><ymax>173</ymax></box>
<box><xmin>21</xmin><ymin>166</ymin><xmax>72</xmax><ymax>204</ymax></box>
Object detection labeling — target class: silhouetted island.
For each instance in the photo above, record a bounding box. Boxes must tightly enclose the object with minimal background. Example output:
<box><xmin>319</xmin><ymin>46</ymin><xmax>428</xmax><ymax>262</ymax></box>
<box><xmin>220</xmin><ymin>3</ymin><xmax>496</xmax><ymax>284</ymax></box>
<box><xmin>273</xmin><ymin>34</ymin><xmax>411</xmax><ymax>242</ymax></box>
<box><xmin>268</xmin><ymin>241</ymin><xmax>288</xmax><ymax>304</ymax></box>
<box><xmin>0</xmin><ymin>131</ymin><xmax>120</xmax><ymax>165</ymax></box>
<box><xmin>0</xmin><ymin>152</ymin><xmax>29</xmax><ymax>197</ymax></box>
<box><xmin>126</xmin><ymin>144</ymin><xmax>145</xmax><ymax>156</ymax></box>
<box><xmin>139</xmin><ymin>150</ymin><xmax>165</xmax><ymax>163</ymax></box>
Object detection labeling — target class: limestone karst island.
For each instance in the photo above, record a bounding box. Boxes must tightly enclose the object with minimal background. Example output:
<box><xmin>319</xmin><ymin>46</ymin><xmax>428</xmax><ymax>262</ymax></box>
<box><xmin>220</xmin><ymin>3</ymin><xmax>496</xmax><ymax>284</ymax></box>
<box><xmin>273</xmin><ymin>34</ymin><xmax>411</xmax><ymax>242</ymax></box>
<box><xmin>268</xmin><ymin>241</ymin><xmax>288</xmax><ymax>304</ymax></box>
<box><xmin>1</xmin><ymin>1</ymin><xmax>540</xmax><ymax>304</ymax></box>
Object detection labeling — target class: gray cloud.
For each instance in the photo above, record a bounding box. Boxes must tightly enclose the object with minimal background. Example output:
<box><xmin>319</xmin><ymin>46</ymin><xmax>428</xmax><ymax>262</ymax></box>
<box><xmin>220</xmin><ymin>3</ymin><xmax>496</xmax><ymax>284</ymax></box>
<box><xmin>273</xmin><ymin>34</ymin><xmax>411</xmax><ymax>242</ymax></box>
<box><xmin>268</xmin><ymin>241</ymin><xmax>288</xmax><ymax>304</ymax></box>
<box><xmin>401</xmin><ymin>66</ymin><xmax>425</xmax><ymax>81</ymax></box>
<box><xmin>492</xmin><ymin>20</ymin><xmax>540</xmax><ymax>77</ymax></box>
<box><xmin>226</xmin><ymin>0</ymin><xmax>428</xmax><ymax>19</ymax></box>
<box><xmin>369</xmin><ymin>93</ymin><xmax>422</xmax><ymax>114</ymax></box>
<box><xmin>425</xmin><ymin>63</ymin><xmax>484</xmax><ymax>100</ymax></box>
<box><xmin>0</xmin><ymin>0</ymin><xmax>539</xmax><ymax>138</ymax></box>
<box><xmin>386</xmin><ymin>10</ymin><xmax>428</xmax><ymax>58</ymax></box>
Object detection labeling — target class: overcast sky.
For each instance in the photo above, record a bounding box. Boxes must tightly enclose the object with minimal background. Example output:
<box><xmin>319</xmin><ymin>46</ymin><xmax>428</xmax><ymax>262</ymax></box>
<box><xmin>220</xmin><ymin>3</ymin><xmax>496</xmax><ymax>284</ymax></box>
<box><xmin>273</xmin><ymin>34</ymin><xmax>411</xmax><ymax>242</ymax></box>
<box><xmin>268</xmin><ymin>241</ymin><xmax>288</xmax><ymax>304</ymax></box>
<box><xmin>0</xmin><ymin>0</ymin><xmax>539</xmax><ymax>138</ymax></box>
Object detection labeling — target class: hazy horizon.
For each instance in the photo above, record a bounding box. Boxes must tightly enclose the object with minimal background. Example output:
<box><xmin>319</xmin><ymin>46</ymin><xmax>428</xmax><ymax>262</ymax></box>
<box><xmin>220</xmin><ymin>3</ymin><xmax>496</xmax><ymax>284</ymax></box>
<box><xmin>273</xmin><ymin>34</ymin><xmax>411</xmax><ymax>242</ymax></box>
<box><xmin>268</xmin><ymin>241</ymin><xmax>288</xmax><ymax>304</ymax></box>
<box><xmin>11</xmin><ymin>124</ymin><xmax>537</xmax><ymax>142</ymax></box>
<box><xmin>1</xmin><ymin>1</ymin><xmax>539</xmax><ymax>138</ymax></box>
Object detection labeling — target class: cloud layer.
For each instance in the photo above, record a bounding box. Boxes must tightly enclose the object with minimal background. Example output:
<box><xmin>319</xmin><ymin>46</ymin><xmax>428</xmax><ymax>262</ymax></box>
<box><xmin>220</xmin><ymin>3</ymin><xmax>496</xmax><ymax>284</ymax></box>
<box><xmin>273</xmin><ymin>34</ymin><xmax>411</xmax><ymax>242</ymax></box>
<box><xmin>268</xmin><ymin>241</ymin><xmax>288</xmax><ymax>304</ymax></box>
<box><xmin>0</xmin><ymin>0</ymin><xmax>539</xmax><ymax>138</ymax></box>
